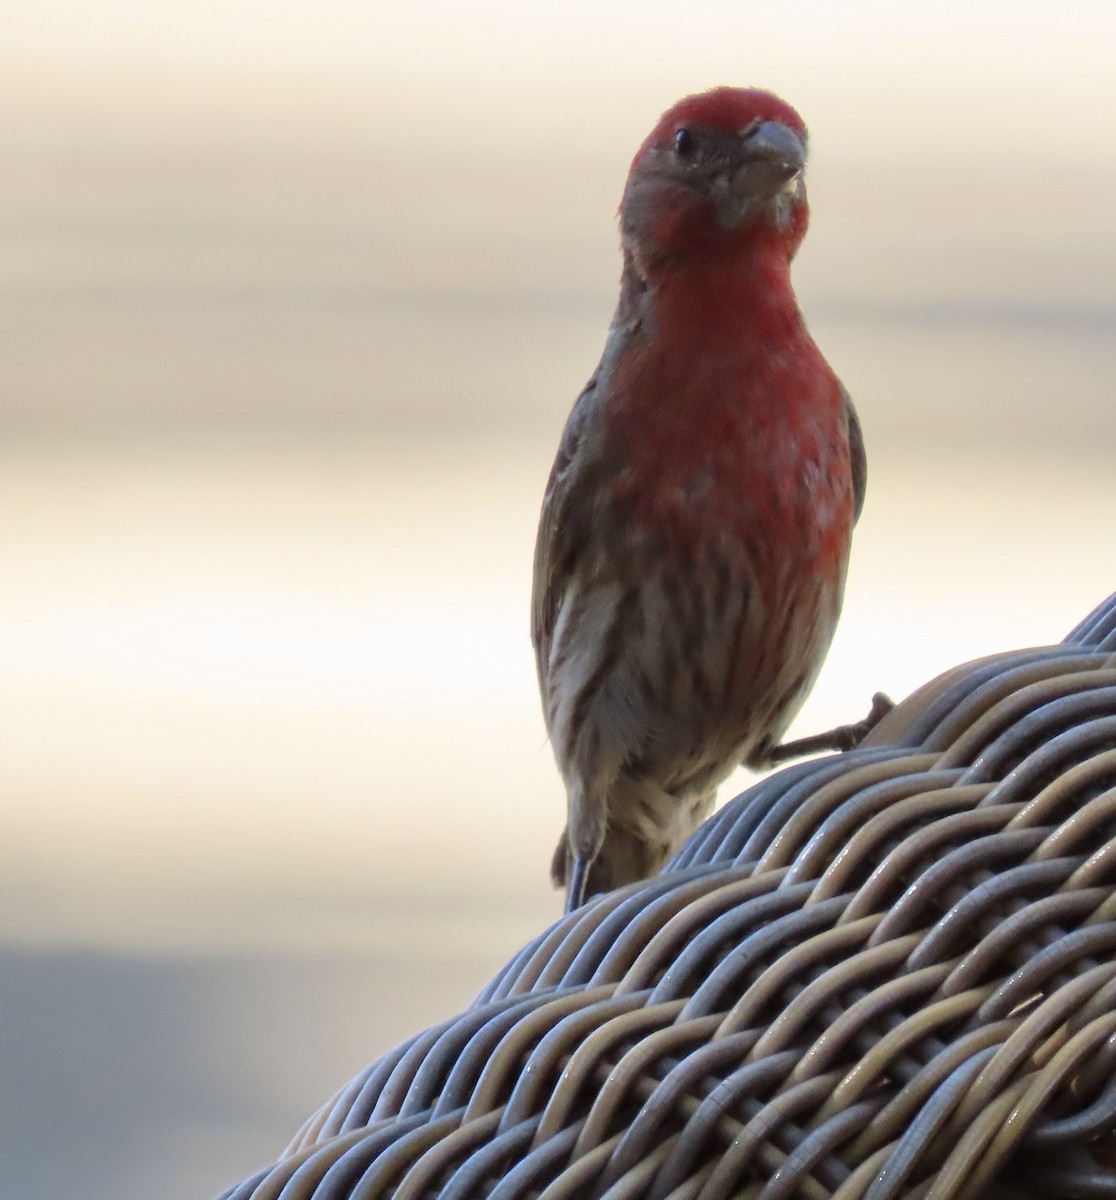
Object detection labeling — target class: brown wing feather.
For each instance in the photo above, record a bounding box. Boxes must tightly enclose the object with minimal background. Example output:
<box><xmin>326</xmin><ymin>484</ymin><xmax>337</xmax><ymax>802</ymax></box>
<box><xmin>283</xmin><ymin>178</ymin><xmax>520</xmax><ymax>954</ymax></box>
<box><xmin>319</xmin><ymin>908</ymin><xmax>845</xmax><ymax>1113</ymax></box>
<box><xmin>531</xmin><ymin>373</ymin><xmax>600</xmax><ymax>686</ymax></box>
<box><xmin>841</xmin><ymin>382</ymin><xmax>867</xmax><ymax>524</ymax></box>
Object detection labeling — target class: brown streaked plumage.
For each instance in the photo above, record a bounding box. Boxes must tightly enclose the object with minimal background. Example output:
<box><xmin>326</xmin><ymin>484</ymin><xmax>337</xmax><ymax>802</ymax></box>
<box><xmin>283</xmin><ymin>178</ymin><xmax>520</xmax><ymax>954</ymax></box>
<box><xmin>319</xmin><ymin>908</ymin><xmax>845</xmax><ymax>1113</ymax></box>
<box><xmin>532</xmin><ymin>87</ymin><xmax>873</xmax><ymax>912</ymax></box>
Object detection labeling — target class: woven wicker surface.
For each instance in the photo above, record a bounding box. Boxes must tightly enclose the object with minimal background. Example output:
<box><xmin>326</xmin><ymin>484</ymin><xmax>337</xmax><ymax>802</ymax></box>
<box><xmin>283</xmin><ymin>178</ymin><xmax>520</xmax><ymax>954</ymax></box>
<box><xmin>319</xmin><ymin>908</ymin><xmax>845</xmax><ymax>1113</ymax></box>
<box><xmin>218</xmin><ymin>591</ymin><xmax>1116</xmax><ymax>1200</ymax></box>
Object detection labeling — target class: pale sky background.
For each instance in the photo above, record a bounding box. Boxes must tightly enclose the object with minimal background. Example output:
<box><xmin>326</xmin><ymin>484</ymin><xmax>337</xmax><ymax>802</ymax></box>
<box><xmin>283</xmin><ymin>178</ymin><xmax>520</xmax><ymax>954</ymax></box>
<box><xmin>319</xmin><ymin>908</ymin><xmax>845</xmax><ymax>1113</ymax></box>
<box><xmin>1</xmin><ymin>3</ymin><xmax>1115</xmax><ymax>1197</ymax></box>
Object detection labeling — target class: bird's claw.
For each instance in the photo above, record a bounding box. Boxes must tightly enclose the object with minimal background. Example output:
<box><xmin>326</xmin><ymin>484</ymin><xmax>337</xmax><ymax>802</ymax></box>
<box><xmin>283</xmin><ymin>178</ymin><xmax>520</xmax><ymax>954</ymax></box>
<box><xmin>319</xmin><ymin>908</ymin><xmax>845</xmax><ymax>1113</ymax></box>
<box><xmin>830</xmin><ymin>691</ymin><xmax>894</xmax><ymax>750</ymax></box>
<box><xmin>830</xmin><ymin>691</ymin><xmax>892</xmax><ymax>744</ymax></box>
<box><xmin>763</xmin><ymin>691</ymin><xmax>894</xmax><ymax>765</ymax></box>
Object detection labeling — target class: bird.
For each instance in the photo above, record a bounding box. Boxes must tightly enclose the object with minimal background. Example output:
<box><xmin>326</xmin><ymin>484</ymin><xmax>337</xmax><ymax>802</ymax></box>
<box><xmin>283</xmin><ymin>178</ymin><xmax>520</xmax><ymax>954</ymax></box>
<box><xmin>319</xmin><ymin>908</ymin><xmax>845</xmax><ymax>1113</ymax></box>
<box><xmin>531</xmin><ymin>86</ymin><xmax>886</xmax><ymax>914</ymax></box>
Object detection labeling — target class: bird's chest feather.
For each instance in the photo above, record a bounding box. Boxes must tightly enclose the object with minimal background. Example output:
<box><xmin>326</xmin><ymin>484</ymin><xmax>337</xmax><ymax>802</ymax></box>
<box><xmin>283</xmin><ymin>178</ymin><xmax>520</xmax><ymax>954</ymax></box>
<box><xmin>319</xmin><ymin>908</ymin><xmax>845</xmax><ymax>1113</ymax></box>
<box><xmin>602</xmin><ymin>313</ymin><xmax>853</xmax><ymax>590</ymax></box>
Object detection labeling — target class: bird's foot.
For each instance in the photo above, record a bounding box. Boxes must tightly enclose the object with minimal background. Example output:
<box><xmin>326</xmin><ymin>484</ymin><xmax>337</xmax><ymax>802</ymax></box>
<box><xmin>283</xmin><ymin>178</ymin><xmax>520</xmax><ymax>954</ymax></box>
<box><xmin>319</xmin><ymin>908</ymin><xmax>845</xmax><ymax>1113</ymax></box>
<box><xmin>762</xmin><ymin>692</ymin><xmax>894</xmax><ymax>766</ymax></box>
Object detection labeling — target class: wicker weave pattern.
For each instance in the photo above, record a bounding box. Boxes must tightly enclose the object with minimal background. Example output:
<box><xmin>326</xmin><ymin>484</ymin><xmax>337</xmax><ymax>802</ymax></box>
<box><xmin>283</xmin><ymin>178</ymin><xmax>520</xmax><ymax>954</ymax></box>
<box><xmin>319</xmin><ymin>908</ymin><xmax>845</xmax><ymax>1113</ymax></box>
<box><xmin>219</xmin><ymin>592</ymin><xmax>1116</xmax><ymax>1200</ymax></box>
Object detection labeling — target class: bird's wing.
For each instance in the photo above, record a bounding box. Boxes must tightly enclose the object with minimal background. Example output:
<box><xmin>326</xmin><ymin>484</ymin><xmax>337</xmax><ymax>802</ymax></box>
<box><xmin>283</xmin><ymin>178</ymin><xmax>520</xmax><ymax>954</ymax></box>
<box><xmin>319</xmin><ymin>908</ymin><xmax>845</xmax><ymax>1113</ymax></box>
<box><xmin>841</xmin><ymin>383</ymin><xmax>867</xmax><ymax>524</ymax></box>
<box><xmin>531</xmin><ymin>373</ymin><xmax>601</xmax><ymax>688</ymax></box>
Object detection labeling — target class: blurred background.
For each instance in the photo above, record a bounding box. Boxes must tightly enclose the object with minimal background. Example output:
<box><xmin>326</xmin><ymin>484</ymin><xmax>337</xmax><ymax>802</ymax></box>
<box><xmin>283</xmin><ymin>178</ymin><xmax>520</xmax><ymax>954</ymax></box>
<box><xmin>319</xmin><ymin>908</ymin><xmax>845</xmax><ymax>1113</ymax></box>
<box><xmin>2</xmin><ymin>1</ymin><xmax>1115</xmax><ymax>1196</ymax></box>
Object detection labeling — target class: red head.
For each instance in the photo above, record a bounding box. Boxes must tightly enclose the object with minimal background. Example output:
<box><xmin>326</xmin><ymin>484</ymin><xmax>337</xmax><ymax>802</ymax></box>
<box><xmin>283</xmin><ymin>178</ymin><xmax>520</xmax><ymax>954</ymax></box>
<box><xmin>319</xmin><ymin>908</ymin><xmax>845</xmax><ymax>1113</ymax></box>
<box><xmin>621</xmin><ymin>87</ymin><xmax>810</xmax><ymax>267</ymax></box>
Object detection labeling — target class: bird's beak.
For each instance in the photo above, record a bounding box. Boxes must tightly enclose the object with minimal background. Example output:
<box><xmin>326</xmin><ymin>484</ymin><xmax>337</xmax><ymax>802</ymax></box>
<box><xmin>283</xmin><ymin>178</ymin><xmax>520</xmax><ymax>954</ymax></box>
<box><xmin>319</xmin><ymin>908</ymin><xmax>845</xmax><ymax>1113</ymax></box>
<box><xmin>731</xmin><ymin>120</ymin><xmax>805</xmax><ymax>201</ymax></box>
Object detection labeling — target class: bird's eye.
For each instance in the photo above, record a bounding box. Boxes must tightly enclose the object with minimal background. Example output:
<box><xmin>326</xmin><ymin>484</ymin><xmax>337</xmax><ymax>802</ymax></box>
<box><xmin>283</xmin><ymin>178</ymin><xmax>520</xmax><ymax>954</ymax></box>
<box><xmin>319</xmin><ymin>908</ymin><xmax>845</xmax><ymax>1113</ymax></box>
<box><xmin>673</xmin><ymin>127</ymin><xmax>695</xmax><ymax>158</ymax></box>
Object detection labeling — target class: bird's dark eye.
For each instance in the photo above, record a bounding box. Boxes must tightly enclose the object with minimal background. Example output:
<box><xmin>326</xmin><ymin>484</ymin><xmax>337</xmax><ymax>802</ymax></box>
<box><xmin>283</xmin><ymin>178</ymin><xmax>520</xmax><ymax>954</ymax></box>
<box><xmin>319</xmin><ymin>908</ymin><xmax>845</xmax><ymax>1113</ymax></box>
<box><xmin>674</xmin><ymin>127</ymin><xmax>695</xmax><ymax>158</ymax></box>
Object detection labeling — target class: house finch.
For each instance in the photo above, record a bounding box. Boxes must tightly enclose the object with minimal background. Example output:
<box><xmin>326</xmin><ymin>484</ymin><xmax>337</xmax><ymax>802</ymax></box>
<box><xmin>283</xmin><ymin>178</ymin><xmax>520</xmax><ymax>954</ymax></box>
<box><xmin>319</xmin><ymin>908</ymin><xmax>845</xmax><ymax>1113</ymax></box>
<box><xmin>533</xmin><ymin>86</ymin><xmax>884</xmax><ymax>914</ymax></box>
